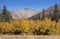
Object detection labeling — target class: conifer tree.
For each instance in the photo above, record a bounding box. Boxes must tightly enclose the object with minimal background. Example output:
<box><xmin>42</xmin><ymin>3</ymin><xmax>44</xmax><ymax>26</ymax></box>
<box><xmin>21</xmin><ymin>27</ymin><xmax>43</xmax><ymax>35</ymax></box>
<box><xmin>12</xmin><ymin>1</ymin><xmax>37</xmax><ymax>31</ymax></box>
<box><xmin>38</xmin><ymin>13</ymin><xmax>41</xmax><ymax>20</ymax></box>
<box><xmin>0</xmin><ymin>8</ymin><xmax>2</xmax><ymax>21</ymax></box>
<box><xmin>41</xmin><ymin>8</ymin><xmax>45</xmax><ymax>20</ymax></box>
<box><xmin>2</xmin><ymin>5</ymin><xmax>12</xmax><ymax>22</ymax></box>
<box><xmin>53</xmin><ymin>4</ymin><xmax>59</xmax><ymax>21</ymax></box>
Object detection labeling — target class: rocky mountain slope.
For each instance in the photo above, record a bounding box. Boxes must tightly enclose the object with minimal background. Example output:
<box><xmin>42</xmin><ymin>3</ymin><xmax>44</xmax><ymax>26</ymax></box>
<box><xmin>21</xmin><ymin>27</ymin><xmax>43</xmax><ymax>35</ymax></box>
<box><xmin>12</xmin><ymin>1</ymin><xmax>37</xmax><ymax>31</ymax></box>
<box><xmin>46</xmin><ymin>4</ymin><xmax>60</xmax><ymax>13</ymax></box>
<box><xmin>11</xmin><ymin>4</ymin><xmax>60</xmax><ymax>19</ymax></box>
<box><xmin>11</xmin><ymin>8</ymin><xmax>41</xmax><ymax>19</ymax></box>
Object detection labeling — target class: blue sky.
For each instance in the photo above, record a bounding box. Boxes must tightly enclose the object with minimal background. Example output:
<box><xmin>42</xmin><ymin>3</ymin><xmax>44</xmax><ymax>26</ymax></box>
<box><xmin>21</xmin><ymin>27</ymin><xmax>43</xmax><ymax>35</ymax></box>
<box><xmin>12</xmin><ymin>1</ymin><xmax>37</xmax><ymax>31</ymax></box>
<box><xmin>0</xmin><ymin>0</ymin><xmax>60</xmax><ymax>11</ymax></box>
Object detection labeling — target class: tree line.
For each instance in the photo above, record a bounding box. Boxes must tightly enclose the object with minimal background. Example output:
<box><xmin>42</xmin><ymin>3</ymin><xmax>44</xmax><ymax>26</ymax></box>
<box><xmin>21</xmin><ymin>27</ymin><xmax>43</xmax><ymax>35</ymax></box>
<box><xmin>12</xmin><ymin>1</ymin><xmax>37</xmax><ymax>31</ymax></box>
<box><xmin>0</xmin><ymin>4</ymin><xmax>60</xmax><ymax>22</ymax></box>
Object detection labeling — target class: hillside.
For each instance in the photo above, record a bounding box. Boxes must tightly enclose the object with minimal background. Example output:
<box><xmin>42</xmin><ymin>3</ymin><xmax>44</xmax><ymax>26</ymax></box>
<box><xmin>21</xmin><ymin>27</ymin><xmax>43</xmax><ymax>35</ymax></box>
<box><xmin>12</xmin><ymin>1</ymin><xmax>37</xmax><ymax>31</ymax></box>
<box><xmin>11</xmin><ymin>4</ymin><xmax>60</xmax><ymax>19</ymax></box>
<box><xmin>11</xmin><ymin>8</ymin><xmax>40</xmax><ymax>19</ymax></box>
<box><xmin>46</xmin><ymin>4</ymin><xmax>60</xmax><ymax>13</ymax></box>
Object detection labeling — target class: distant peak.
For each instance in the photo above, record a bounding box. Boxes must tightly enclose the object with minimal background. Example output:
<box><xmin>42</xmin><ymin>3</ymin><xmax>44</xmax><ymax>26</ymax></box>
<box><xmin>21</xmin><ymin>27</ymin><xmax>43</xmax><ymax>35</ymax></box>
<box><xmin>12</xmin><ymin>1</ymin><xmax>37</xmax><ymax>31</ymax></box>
<box><xmin>23</xmin><ymin>8</ymin><xmax>31</xmax><ymax>10</ymax></box>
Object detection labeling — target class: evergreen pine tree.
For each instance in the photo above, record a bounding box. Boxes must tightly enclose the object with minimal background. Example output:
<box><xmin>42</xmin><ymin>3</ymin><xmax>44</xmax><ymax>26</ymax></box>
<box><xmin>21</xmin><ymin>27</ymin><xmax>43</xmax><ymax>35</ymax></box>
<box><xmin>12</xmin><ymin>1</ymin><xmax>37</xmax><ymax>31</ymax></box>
<box><xmin>38</xmin><ymin>13</ymin><xmax>41</xmax><ymax>20</ymax></box>
<box><xmin>53</xmin><ymin>4</ymin><xmax>59</xmax><ymax>21</ymax></box>
<box><xmin>2</xmin><ymin>5</ymin><xmax>12</xmax><ymax>22</ymax></box>
<box><xmin>41</xmin><ymin>8</ymin><xmax>45</xmax><ymax>20</ymax></box>
<box><xmin>0</xmin><ymin>8</ymin><xmax>2</xmax><ymax>21</ymax></box>
<box><xmin>48</xmin><ymin>12</ymin><xmax>52</xmax><ymax>19</ymax></box>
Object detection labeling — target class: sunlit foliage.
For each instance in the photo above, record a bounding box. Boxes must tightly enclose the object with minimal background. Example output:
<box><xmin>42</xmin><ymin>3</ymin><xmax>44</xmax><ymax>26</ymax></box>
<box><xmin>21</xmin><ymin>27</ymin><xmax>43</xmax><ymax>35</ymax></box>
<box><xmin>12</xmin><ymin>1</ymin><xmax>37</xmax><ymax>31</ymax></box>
<box><xmin>0</xmin><ymin>17</ymin><xmax>60</xmax><ymax>35</ymax></box>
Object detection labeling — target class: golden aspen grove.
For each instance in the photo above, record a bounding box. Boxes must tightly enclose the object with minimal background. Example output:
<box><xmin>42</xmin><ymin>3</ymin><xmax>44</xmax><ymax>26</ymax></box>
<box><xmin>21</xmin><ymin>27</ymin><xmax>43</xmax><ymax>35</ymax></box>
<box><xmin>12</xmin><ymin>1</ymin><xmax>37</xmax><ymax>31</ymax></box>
<box><xmin>0</xmin><ymin>17</ymin><xmax>60</xmax><ymax>35</ymax></box>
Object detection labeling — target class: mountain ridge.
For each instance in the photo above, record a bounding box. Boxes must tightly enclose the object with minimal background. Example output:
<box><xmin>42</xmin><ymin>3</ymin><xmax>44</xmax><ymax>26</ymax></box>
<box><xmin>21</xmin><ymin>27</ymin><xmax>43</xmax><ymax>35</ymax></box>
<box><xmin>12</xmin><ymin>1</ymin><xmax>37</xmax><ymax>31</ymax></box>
<box><xmin>11</xmin><ymin>4</ymin><xmax>60</xmax><ymax>19</ymax></box>
<box><xmin>11</xmin><ymin>8</ymin><xmax>41</xmax><ymax>19</ymax></box>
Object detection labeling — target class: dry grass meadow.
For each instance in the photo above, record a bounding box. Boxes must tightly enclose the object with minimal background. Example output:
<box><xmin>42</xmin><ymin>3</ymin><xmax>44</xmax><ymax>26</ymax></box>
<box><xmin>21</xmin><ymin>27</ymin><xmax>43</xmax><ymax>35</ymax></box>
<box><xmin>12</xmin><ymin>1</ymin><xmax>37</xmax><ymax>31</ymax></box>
<box><xmin>0</xmin><ymin>35</ymin><xmax>60</xmax><ymax>39</ymax></box>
